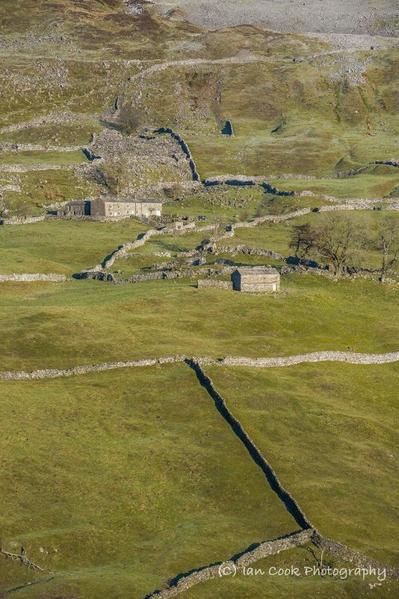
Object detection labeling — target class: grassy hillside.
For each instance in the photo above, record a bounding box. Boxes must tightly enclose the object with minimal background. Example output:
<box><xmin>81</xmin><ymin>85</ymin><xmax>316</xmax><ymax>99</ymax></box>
<box><xmin>0</xmin><ymin>275</ymin><xmax>398</xmax><ymax>371</ymax></box>
<box><xmin>0</xmin><ymin>365</ymin><xmax>294</xmax><ymax>598</ymax></box>
<box><xmin>1</xmin><ymin>2</ymin><xmax>398</xmax><ymax>598</ymax></box>
<box><xmin>207</xmin><ymin>363</ymin><xmax>399</xmax><ymax>565</ymax></box>
<box><xmin>0</xmin><ymin>219</ymin><xmax>146</xmax><ymax>274</ymax></box>
<box><xmin>1</xmin><ymin>1</ymin><xmax>398</xmax><ymax>216</ymax></box>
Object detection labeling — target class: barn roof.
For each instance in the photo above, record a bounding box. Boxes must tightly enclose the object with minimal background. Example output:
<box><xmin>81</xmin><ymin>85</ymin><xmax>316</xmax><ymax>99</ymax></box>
<box><xmin>99</xmin><ymin>196</ymin><xmax>162</xmax><ymax>205</ymax></box>
<box><xmin>233</xmin><ymin>266</ymin><xmax>279</xmax><ymax>275</ymax></box>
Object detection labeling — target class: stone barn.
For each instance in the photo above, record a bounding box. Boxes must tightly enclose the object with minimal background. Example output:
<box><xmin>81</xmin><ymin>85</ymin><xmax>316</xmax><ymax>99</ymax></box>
<box><xmin>231</xmin><ymin>267</ymin><xmax>280</xmax><ymax>293</ymax></box>
<box><xmin>60</xmin><ymin>200</ymin><xmax>91</xmax><ymax>217</ymax></box>
<box><xmin>90</xmin><ymin>197</ymin><xmax>162</xmax><ymax>219</ymax></box>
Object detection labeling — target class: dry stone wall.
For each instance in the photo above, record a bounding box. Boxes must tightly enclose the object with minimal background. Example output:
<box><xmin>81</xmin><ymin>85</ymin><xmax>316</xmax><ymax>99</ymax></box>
<box><xmin>1</xmin><ymin>215</ymin><xmax>46</xmax><ymax>225</ymax></box>
<box><xmin>215</xmin><ymin>244</ymin><xmax>284</xmax><ymax>260</ymax></box>
<box><xmin>312</xmin><ymin>533</ymin><xmax>399</xmax><ymax>578</ymax></box>
<box><xmin>156</xmin><ymin>128</ymin><xmax>200</xmax><ymax>181</ymax></box>
<box><xmin>197</xmin><ymin>279</ymin><xmax>231</xmax><ymax>290</ymax></box>
<box><xmin>216</xmin><ymin>350</ymin><xmax>399</xmax><ymax>368</ymax></box>
<box><xmin>2</xmin><ymin>351</ymin><xmax>398</xmax><ymax>382</ymax></box>
<box><xmin>186</xmin><ymin>359</ymin><xmax>314</xmax><ymax>530</ymax></box>
<box><xmin>0</xmin><ymin>273</ymin><xmax>66</xmax><ymax>282</ymax></box>
<box><xmin>146</xmin><ymin>529</ymin><xmax>313</xmax><ymax>599</ymax></box>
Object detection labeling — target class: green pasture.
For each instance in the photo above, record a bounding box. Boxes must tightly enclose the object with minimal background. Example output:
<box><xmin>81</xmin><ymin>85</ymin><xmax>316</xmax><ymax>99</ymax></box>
<box><xmin>0</xmin><ymin>364</ymin><xmax>294</xmax><ymax>598</ymax></box>
<box><xmin>0</xmin><ymin>274</ymin><xmax>397</xmax><ymax>371</ymax></box>
<box><xmin>207</xmin><ymin>363</ymin><xmax>399</xmax><ymax>566</ymax></box>
<box><xmin>0</xmin><ymin>219</ymin><xmax>146</xmax><ymax>274</ymax></box>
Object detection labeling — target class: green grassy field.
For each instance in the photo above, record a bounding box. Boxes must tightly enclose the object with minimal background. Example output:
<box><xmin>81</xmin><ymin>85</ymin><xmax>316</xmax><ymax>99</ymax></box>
<box><xmin>0</xmin><ymin>275</ymin><xmax>398</xmax><ymax>372</ymax></box>
<box><xmin>206</xmin><ymin>363</ymin><xmax>399</xmax><ymax>566</ymax></box>
<box><xmin>0</xmin><ymin>219</ymin><xmax>146</xmax><ymax>274</ymax></box>
<box><xmin>0</xmin><ymin>150</ymin><xmax>86</xmax><ymax>166</ymax></box>
<box><xmin>0</xmin><ymin>121</ymin><xmax>101</xmax><ymax>146</ymax></box>
<box><xmin>0</xmin><ymin>365</ymin><xmax>295</xmax><ymax>598</ymax></box>
<box><xmin>274</xmin><ymin>172</ymin><xmax>399</xmax><ymax>199</ymax></box>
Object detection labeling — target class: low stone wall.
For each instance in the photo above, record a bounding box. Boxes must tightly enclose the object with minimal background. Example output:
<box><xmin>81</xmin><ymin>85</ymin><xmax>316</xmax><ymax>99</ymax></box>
<box><xmin>312</xmin><ymin>533</ymin><xmax>399</xmax><ymax>578</ymax></box>
<box><xmin>100</xmin><ymin>229</ymin><xmax>158</xmax><ymax>270</ymax></box>
<box><xmin>374</xmin><ymin>160</ymin><xmax>399</xmax><ymax>168</ymax></box>
<box><xmin>146</xmin><ymin>529</ymin><xmax>313</xmax><ymax>599</ymax></box>
<box><xmin>215</xmin><ymin>351</ymin><xmax>399</xmax><ymax>368</ymax></box>
<box><xmin>156</xmin><ymin>128</ymin><xmax>200</xmax><ymax>181</ymax></box>
<box><xmin>234</xmin><ymin>208</ymin><xmax>312</xmax><ymax>230</ymax></box>
<box><xmin>0</xmin><ymin>355</ymin><xmax>186</xmax><ymax>381</ymax></box>
<box><xmin>187</xmin><ymin>359</ymin><xmax>313</xmax><ymax>531</ymax></box>
<box><xmin>0</xmin><ymin>143</ymin><xmax>82</xmax><ymax>153</ymax></box>
<box><xmin>76</xmin><ymin>270</ymin><xmax>116</xmax><ymax>282</ymax></box>
<box><xmin>202</xmin><ymin>175</ymin><xmax>294</xmax><ymax>195</ymax></box>
<box><xmin>95</xmin><ymin>221</ymin><xmax>215</xmax><ymax>273</ymax></box>
<box><xmin>197</xmin><ymin>279</ymin><xmax>232</xmax><ymax>290</ymax></box>
<box><xmin>215</xmin><ymin>244</ymin><xmax>284</xmax><ymax>260</ymax></box>
<box><xmin>0</xmin><ymin>163</ymin><xmax>77</xmax><ymax>173</ymax></box>
<box><xmin>0</xmin><ymin>273</ymin><xmax>66</xmax><ymax>282</ymax></box>
<box><xmin>1</xmin><ymin>215</ymin><xmax>46</xmax><ymax>225</ymax></box>
<box><xmin>1</xmin><ymin>350</ymin><xmax>398</xmax><ymax>381</ymax></box>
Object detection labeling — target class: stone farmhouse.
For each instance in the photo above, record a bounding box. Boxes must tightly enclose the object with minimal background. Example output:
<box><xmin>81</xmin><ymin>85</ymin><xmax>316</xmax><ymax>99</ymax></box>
<box><xmin>61</xmin><ymin>197</ymin><xmax>162</xmax><ymax>219</ymax></box>
<box><xmin>91</xmin><ymin>198</ymin><xmax>162</xmax><ymax>218</ymax></box>
<box><xmin>231</xmin><ymin>267</ymin><xmax>280</xmax><ymax>293</ymax></box>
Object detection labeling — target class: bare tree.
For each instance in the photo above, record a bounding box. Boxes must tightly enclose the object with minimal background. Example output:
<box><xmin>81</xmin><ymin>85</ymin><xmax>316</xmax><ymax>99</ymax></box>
<box><xmin>0</xmin><ymin>195</ymin><xmax>6</xmax><ymax>219</ymax></box>
<box><xmin>289</xmin><ymin>223</ymin><xmax>318</xmax><ymax>259</ymax></box>
<box><xmin>99</xmin><ymin>159</ymin><xmax>131</xmax><ymax>195</ymax></box>
<box><xmin>116</xmin><ymin>104</ymin><xmax>145</xmax><ymax>136</ymax></box>
<box><xmin>315</xmin><ymin>215</ymin><xmax>357</xmax><ymax>277</ymax></box>
<box><xmin>374</xmin><ymin>217</ymin><xmax>399</xmax><ymax>282</ymax></box>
